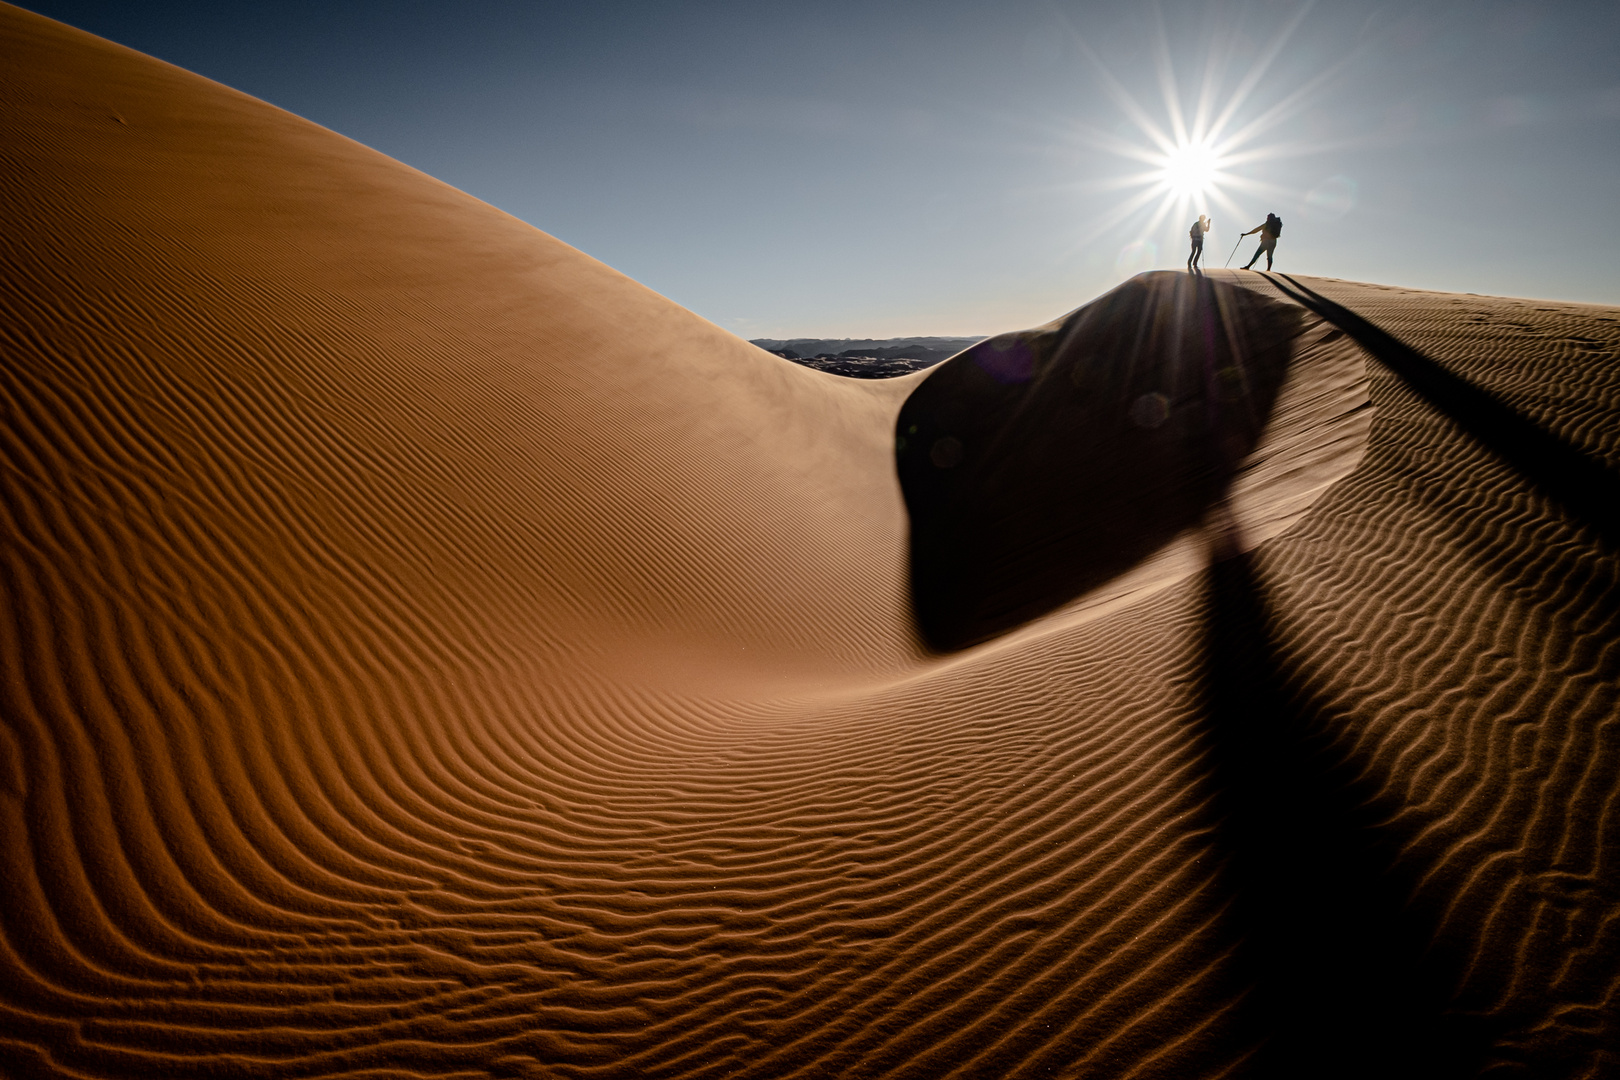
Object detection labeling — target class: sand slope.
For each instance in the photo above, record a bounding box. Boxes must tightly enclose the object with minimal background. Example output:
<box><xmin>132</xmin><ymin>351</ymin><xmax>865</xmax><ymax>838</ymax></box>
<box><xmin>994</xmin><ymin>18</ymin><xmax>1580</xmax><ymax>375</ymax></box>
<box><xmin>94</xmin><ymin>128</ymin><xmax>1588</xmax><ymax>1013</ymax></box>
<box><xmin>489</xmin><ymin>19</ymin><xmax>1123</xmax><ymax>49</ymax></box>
<box><xmin>3</xmin><ymin>6</ymin><xmax>1619</xmax><ymax>1078</ymax></box>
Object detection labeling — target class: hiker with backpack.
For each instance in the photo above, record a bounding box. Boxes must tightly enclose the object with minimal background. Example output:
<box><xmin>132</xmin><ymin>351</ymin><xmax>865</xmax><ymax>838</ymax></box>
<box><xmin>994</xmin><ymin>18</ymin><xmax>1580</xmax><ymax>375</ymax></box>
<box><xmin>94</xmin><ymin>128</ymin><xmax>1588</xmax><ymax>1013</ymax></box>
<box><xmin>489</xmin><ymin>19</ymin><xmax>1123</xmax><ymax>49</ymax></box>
<box><xmin>1240</xmin><ymin>213</ymin><xmax>1282</xmax><ymax>271</ymax></box>
<box><xmin>1187</xmin><ymin>215</ymin><xmax>1211</xmax><ymax>272</ymax></box>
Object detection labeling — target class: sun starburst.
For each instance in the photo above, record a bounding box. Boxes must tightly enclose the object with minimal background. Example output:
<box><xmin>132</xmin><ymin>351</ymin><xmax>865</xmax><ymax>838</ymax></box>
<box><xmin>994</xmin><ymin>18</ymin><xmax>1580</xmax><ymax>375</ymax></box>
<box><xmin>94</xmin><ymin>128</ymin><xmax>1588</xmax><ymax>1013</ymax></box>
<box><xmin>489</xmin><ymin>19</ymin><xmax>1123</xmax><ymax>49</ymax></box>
<box><xmin>1049</xmin><ymin>4</ymin><xmax>1354</xmax><ymax>272</ymax></box>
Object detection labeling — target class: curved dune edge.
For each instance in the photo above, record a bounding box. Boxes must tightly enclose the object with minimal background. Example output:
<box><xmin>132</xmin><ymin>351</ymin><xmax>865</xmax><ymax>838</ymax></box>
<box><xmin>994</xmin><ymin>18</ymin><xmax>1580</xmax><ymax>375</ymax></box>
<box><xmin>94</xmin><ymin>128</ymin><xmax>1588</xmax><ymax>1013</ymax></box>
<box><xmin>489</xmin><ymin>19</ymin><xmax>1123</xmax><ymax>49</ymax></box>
<box><xmin>4</xmin><ymin>6</ymin><xmax>1620</xmax><ymax>1080</ymax></box>
<box><xmin>944</xmin><ymin>305</ymin><xmax>1373</xmax><ymax>658</ymax></box>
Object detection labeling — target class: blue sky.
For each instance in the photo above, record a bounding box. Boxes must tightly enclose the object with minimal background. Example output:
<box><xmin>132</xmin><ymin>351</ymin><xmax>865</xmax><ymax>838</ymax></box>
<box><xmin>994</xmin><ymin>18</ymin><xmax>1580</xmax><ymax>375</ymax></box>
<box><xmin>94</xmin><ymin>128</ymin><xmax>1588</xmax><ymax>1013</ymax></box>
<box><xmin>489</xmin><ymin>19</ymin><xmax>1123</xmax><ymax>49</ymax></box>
<box><xmin>22</xmin><ymin>1</ymin><xmax>1620</xmax><ymax>336</ymax></box>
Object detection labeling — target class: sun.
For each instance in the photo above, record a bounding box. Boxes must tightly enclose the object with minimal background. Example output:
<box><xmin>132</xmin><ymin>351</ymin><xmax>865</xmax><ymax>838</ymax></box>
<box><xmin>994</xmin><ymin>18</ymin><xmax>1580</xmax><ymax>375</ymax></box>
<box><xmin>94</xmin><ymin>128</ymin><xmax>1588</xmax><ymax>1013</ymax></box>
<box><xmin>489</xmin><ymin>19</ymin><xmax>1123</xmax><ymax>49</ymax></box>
<box><xmin>1050</xmin><ymin>5</ymin><xmax>1351</xmax><ymax>264</ymax></box>
<box><xmin>1160</xmin><ymin>141</ymin><xmax>1222</xmax><ymax>201</ymax></box>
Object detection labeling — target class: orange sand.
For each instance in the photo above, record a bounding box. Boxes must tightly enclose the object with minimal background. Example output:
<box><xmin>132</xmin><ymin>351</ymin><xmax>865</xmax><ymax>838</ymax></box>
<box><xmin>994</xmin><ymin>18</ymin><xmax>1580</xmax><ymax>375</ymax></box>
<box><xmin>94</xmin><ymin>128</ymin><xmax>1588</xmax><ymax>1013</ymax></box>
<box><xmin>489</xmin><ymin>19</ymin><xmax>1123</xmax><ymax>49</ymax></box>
<box><xmin>2</xmin><ymin>6</ymin><xmax>1618</xmax><ymax>1078</ymax></box>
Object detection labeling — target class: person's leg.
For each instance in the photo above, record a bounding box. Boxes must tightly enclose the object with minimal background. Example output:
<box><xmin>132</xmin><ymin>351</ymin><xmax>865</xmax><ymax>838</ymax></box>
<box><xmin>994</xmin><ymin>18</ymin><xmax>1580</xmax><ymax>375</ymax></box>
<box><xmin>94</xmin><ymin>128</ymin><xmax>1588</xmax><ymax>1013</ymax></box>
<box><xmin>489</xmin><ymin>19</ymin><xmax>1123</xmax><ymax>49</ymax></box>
<box><xmin>1241</xmin><ymin>246</ymin><xmax>1257</xmax><ymax>269</ymax></box>
<box><xmin>1264</xmin><ymin>241</ymin><xmax>1274</xmax><ymax>270</ymax></box>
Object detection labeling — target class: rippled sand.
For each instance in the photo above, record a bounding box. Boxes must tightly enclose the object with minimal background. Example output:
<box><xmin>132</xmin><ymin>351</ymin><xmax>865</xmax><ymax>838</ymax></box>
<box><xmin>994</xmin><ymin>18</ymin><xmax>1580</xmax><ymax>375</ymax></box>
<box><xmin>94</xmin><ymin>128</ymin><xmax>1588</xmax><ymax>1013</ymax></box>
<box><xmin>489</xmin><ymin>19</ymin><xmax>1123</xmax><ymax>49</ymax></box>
<box><xmin>3</xmin><ymin>6</ymin><xmax>1618</xmax><ymax>1078</ymax></box>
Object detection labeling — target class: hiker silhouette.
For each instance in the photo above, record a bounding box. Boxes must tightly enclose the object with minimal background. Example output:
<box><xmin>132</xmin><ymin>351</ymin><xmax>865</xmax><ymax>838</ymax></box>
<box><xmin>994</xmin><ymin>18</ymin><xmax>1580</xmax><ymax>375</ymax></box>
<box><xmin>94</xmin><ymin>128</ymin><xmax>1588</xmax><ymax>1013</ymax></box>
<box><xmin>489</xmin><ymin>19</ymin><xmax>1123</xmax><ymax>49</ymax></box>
<box><xmin>1241</xmin><ymin>214</ymin><xmax>1282</xmax><ymax>271</ymax></box>
<box><xmin>1188</xmin><ymin>215</ymin><xmax>1211</xmax><ymax>272</ymax></box>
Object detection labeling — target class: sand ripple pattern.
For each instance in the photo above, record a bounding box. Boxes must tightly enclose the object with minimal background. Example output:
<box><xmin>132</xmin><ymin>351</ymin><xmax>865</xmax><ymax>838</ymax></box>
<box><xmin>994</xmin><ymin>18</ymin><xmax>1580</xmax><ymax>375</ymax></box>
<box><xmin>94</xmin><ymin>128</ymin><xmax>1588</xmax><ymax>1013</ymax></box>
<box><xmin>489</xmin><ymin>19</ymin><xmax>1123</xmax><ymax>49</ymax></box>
<box><xmin>2</xmin><ymin>9</ymin><xmax>1619</xmax><ymax>1079</ymax></box>
<box><xmin>1212</xmin><ymin>271</ymin><xmax>1620</xmax><ymax>1076</ymax></box>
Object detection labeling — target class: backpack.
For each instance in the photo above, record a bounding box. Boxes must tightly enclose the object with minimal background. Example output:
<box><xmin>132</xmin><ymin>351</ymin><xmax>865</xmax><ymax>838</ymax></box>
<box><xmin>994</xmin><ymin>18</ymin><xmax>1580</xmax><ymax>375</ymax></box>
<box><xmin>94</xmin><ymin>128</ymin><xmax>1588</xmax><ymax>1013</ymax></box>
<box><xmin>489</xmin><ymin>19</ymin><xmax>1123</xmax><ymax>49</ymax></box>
<box><xmin>1270</xmin><ymin>215</ymin><xmax>1283</xmax><ymax>237</ymax></box>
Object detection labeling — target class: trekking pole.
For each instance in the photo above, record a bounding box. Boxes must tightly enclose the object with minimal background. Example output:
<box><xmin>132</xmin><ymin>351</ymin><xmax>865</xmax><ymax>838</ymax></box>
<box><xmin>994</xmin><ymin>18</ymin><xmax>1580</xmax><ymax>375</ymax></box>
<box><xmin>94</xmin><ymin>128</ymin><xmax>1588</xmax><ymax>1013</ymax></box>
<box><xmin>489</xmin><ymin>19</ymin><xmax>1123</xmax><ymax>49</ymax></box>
<box><xmin>1223</xmin><ymin>235</ymin><xmax>1243</xmax><ymax>268</ymax></box>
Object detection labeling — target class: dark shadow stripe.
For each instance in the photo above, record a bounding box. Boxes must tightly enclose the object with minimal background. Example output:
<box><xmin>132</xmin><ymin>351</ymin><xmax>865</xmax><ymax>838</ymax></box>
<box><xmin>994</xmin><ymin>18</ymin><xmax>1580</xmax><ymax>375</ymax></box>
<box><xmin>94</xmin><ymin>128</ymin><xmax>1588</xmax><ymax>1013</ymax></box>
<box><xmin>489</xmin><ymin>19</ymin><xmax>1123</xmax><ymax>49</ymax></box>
<box><xmin>1196</xmin><ymin>525</ymin><xmax>1503</xmax><ymax>1079</ymax></box>
<box><xmin>1267</xmin><ymin>274</ymin><xmax>1620</xmax><ymax>551</ymax></box>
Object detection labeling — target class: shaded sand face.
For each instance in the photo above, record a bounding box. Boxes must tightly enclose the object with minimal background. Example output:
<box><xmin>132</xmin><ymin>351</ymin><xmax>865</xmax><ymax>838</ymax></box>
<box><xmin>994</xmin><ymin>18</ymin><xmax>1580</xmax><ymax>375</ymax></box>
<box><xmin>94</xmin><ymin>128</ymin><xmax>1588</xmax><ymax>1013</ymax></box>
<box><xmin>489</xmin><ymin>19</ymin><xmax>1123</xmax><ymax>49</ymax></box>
<box><xmin>3</xmin><ymin>7</ymin><xmax>1620</xmax><ymax>1079</ymax></box>
<box><xmin>897</xmin><ymin>274</ymin><xmax>1372</xmax><ymax>650</ymax></box>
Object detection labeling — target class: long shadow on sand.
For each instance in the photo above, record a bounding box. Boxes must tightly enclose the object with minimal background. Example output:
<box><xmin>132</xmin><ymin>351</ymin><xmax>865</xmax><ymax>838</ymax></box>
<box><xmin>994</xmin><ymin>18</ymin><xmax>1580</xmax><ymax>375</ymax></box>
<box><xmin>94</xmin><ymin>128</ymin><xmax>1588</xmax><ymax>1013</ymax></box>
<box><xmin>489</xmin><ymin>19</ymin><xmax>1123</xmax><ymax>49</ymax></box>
<box><xmin>1197</xmin><ymin>526</ymin><xmax>1508</xmax><ymax>1079</ymax></box>
<box><xmin>1268</xmin><ymin>274</ymin><xmax>1620</xmax><ymax>551</ymax></box>
<box><xmin>895</xmin><ymin>272</ymin><xmax>1304</xmax><ymax>651</ymax></box>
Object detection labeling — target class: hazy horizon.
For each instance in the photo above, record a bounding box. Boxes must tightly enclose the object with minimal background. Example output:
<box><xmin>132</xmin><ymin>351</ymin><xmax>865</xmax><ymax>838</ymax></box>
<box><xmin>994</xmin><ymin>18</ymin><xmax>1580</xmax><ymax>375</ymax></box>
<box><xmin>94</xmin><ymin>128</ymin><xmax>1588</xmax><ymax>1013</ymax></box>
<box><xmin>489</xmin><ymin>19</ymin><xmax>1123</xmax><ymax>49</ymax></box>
<box><xmin>22</xmin><ymin>0</ymin><xmax>1619</xmax><ymax>337</ymax></box>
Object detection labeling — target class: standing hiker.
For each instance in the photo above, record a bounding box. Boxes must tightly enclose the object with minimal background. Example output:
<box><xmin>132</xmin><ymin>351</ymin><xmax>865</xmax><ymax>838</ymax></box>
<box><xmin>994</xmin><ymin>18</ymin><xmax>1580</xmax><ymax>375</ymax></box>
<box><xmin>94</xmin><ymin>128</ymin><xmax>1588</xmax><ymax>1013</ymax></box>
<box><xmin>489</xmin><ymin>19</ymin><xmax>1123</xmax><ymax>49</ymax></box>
<box><xmin>1240</xmin><ymin>213</ymin><xmax>1282</xmax><ymax>271</ymax></box>
<box><xmin>1187</xmin><ymin>215</ymin><xmax>1212</xmax><ymax>272</ymax></box>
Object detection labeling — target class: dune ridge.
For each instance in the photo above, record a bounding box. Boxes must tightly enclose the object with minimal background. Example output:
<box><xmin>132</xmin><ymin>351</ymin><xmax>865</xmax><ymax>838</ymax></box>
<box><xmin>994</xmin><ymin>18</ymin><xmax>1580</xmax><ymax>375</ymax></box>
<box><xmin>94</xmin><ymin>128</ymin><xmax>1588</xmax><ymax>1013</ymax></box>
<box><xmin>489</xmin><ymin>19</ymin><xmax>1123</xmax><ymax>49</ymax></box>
<box><xmin>3</xmin><ymin>5</ymin><xmax>1620</xmax><ymax>1078</ymax></box>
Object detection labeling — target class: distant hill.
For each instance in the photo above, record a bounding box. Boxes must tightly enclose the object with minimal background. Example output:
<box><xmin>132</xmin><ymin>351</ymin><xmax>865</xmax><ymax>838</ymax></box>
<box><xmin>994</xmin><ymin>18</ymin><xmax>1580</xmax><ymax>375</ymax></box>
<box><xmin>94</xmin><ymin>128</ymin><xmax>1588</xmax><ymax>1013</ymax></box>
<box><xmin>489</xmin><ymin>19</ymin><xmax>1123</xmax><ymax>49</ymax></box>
<box><xmin>750</xmin><ymin>336</ymin><xmax>986</xmax><ymax>379</ymax></box>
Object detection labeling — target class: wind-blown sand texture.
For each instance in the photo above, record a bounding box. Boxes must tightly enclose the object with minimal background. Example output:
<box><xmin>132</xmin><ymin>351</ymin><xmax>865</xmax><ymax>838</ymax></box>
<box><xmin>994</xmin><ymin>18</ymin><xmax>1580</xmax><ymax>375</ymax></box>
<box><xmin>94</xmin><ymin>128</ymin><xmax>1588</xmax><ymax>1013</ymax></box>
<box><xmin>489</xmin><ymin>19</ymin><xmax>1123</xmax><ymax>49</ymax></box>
<box><xmin>2</xmin><ymin>6</ymin><xmax>1619</xmax><ymax>1078</ymax></box>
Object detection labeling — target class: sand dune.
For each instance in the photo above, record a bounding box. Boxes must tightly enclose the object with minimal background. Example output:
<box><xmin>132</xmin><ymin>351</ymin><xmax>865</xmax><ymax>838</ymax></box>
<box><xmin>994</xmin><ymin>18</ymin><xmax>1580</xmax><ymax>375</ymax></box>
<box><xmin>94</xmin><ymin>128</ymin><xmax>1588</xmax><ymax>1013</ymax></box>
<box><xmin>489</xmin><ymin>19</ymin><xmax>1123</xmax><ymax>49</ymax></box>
<box><xmin>3</xmin><ymin>5</ymin><xmax>1619</xmax><ymax>1078</ymax></box>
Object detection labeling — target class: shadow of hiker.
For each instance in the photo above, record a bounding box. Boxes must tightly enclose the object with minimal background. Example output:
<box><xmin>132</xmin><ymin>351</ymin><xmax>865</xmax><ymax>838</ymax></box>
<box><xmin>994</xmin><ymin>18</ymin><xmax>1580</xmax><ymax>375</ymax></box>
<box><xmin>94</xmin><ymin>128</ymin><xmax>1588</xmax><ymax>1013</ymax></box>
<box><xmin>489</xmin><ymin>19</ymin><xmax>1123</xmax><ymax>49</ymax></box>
<box><xmin>1268</xmin><ymin>274</ymin><xmax>1620</xmax><ymax>552</ymax></box>
<box><xmin>1197</xmin><ymin>522</ymin><xmax>1507</xmax><ymax>1079</ymax></box>
<box><xmin>895</xmin><ymin>271</ymin><xmax>1304</xmax><ymax>651</ymax></box>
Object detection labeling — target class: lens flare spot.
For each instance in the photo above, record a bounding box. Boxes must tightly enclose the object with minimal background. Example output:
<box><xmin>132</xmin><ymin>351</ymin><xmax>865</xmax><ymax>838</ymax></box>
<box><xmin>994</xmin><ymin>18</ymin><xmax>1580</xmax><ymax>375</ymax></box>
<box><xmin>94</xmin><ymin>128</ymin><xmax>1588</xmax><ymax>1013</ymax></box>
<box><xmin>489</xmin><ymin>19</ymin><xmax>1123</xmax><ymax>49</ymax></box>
<box><xmin>1114</xmin><ymin>239</ymin><xmax>1158</xmax><ymax>279</ymax></box>
<box><xmin>1129</xmin><ymin>392</ymin><xmax>1170</xmax><ymax>429</ymax></box>
<box><xmin>1305</xmin><ymin>175</ymin><xmax>1358</xmax><ymax>220</ymax></box>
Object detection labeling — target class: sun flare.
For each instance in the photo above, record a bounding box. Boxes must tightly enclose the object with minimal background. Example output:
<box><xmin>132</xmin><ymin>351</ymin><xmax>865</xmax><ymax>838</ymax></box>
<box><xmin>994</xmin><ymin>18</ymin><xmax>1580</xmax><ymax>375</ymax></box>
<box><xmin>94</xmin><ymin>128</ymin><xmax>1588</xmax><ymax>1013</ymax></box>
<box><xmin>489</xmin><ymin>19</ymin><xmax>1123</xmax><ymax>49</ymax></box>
<box><xmin>1055</xmin><ymin>6</ymin><xmax>1350</xmax><ymax>266</ymax></box>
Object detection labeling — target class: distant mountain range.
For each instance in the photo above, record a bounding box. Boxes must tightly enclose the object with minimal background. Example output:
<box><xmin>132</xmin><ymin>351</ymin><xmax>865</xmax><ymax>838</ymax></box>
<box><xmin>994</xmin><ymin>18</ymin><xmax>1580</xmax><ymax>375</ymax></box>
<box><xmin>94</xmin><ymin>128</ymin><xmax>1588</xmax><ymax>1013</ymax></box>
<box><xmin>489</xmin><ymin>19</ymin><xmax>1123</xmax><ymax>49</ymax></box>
<box><xmin>750</xmin><ymin>336</ymin><xmax>986</xmax><ymax>379</ymax></box>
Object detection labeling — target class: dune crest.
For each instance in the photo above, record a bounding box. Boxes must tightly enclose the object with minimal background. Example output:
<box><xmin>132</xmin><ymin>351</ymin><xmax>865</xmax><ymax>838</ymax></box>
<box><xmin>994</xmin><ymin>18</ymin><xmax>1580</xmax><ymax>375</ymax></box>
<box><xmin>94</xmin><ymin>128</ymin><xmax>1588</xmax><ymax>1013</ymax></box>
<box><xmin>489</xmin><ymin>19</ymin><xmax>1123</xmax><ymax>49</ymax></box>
<box><xmin>4</xmin><ymin>6</ymin><xmax>1620</xmax><ymax>1079</ymax></box>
